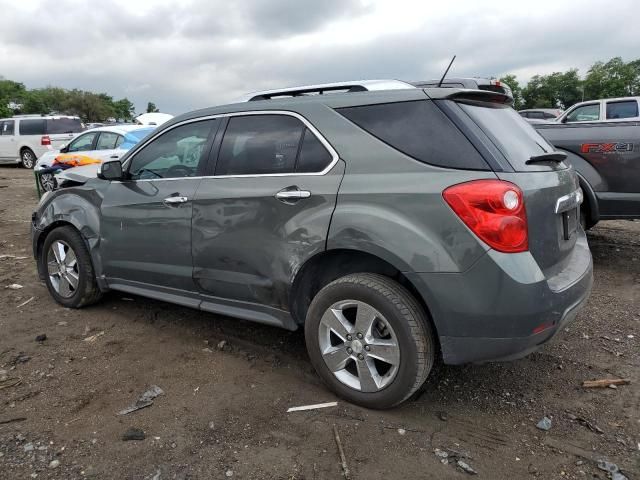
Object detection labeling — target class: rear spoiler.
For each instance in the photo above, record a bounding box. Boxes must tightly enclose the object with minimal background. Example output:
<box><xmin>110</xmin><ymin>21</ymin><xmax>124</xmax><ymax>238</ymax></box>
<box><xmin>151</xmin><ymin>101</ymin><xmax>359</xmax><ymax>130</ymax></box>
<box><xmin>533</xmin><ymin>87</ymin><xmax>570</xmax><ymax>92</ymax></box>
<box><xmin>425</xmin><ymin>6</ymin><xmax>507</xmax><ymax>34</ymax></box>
<box><xmin>425</xmin><ymin>88</ymin><xmax>513</xmax><ymax>106</ymax></box>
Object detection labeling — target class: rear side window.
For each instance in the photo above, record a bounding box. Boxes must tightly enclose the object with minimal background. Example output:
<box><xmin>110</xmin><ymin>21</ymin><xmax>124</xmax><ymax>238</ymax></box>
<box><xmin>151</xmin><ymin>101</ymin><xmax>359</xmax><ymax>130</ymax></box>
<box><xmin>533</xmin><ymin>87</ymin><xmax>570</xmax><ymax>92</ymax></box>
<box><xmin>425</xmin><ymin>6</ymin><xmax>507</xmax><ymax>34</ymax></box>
<box><xmin>96</xmin><ymin>132</ymin><xmax>123</xmax><ymax>150</ymax></box>
<box><xmin>216</xmin><ymin>115</ymin><xmax>333</xmax><ymax>175</ymax></box>
<box><xmin>46</xmin><ymin>118</ymin><xmax>84</xmax><ymax>134</ymax></box>
<box><xmin>19</xmin><ymin>119</ymin><xmax>45</xmax><ymax>135</ymax></box>
<box><xmin>337</xmin><ymin>100</ymin><xmax>489</xmax><ymax>170</ymax></box>
<box><xmin>1</xmin><ymin>120</ymin><xmax>14</xmax><ymax>135</ymax></box>
<box><xmin>606</xmin><ymin>100</ymin><xmax>638</xmax><ymax>120</ymax></box>
<box><xmin>459</xmin><ymin>103</ymin><xmax>561</xmax><ymax>171</ymax></box>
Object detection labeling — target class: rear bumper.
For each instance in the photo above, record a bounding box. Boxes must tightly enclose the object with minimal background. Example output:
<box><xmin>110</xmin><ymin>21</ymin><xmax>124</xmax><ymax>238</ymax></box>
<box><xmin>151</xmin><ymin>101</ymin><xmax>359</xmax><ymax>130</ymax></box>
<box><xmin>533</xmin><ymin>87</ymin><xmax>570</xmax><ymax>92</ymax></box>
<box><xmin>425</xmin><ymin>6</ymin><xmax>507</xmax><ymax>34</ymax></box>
<box><xmin>406</xmin><ymin>232</ymin><xmax>593</xmax><ymax>364</ymax></box>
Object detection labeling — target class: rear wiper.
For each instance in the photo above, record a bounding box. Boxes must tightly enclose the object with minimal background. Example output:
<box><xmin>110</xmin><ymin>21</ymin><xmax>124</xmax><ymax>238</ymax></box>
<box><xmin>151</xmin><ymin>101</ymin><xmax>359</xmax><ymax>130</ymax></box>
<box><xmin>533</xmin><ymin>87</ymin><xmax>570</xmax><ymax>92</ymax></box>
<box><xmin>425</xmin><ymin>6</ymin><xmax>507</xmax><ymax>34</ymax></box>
<box><xmin>526</xmin><ymin>152</ymin><xmax>567</xmax><ymax>165</ymax></box>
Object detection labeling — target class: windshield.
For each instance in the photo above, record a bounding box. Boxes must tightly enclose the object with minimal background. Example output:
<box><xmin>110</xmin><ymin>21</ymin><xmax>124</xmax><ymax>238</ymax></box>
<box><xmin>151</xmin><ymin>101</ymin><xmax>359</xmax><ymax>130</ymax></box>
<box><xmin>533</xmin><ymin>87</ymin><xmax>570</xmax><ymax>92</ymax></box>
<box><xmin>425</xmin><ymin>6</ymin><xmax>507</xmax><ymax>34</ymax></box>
<box><xmin>459</xmin><ymin>103</ymin><xmax>566</xmax><ymax>171</ymax></box>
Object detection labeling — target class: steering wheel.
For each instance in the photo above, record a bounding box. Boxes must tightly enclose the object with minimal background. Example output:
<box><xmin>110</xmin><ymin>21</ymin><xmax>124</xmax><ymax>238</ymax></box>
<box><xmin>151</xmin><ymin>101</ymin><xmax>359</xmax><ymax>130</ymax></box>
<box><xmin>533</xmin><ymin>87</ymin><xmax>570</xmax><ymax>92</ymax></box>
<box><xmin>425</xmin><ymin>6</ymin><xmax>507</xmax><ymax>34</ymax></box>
<box><xmin>165</xmin><ymin>165</ymin><xmax>193</xmax><ymax>178</ymax></box>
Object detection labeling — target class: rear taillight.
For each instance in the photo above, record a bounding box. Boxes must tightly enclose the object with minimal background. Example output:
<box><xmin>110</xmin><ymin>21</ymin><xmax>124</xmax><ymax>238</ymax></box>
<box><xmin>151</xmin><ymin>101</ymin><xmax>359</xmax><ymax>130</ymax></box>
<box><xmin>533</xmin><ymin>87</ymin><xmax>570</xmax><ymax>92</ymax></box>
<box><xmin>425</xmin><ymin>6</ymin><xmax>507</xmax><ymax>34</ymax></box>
<box><xmin>443</xmin><ymin>180</ymin><xmax>528</xmax><ymax>253</ymax></box>
<box><xmin>41</xmin><ymin>135</ymin><xmax>51</xmax><ymax>146</ymax></box>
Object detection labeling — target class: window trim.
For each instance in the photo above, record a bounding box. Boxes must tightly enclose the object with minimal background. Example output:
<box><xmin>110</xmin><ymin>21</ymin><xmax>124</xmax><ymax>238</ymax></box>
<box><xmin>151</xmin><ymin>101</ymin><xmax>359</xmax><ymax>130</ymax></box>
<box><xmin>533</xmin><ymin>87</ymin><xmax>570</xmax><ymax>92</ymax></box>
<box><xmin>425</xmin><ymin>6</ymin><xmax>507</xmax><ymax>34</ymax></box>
<box><xmin>121</xmin><ymin>110</ymin><xmax>339</xmax><ymax>182</ymax></box>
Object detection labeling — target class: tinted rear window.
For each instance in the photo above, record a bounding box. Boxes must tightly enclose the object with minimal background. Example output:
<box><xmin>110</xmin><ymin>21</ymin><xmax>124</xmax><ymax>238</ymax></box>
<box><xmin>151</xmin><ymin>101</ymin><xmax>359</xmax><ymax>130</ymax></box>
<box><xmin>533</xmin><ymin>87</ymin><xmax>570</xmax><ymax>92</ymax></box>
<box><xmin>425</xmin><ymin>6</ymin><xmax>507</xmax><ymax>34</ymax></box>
<box><xmin>19</xmin><ymin>119</ymin><xmax>45</xmax><ymax>135</ymax></box>
<box><xmin>459</xmin><ymin>103</ymin><xmax>564</xmax><ymax>171</ymax></box>
<box><xmin>337</xmin><ymin>100</ymin><xmax>489</xmax><ymax>170</ymax></box>
<box><xmin>606</xmin><ymin>100</ymin><xmax>638</xmax><ymax>120</ymax></box>
<box><xmin>46</xmin><ymin>118</ymin><xmax>83</xmax><ymax>134</ymax></box>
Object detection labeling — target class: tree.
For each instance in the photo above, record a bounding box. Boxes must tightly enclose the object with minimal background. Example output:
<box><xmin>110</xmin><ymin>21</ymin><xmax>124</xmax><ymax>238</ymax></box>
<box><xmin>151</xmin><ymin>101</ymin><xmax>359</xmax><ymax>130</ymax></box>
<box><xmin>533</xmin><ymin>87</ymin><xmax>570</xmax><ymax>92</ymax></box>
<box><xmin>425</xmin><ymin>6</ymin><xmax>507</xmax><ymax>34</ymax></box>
<box><xmin>499</xmin><ymin>74</ymin><xmax>523</xmax><ymax>109</ymax></box>
<box><xmin>112</xmin><ymin>98</ymin><xmax>136</xmax><ymax>121</ymax></box>
<box><xmin>583</xmin><ymin>57</ymin><xmax>639</xmax><ymax>99</ymax></box>
<box><xmin>146</xmin><ymin>102</ymin><xmax>159</xmax><ymax>113</ymax></box>
<box><xmin>521</xmin><ymin>69</ymin><xmax>582</xmax><ymax>109</ymax></box>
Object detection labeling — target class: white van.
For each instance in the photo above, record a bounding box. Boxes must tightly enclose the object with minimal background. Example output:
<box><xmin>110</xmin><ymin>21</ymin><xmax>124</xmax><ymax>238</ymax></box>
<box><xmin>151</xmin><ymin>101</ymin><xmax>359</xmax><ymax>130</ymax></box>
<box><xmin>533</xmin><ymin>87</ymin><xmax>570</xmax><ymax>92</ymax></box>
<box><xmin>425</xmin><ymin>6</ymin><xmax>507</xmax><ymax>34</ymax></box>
<box><xmin>0</xmin><ymin>115</ymin><xmax>84</xmax><ymax>168</ymax></box>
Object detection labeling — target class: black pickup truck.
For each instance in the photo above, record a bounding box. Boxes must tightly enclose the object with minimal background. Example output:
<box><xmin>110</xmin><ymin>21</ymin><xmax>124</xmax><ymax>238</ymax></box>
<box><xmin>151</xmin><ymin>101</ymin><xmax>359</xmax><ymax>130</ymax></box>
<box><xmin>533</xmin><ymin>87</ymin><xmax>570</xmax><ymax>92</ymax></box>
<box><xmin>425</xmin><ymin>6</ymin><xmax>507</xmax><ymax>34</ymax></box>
<box><xmin>534</xmin><ymin>97</ymin><xmax>640</xmax><ymax>228</ymax></box>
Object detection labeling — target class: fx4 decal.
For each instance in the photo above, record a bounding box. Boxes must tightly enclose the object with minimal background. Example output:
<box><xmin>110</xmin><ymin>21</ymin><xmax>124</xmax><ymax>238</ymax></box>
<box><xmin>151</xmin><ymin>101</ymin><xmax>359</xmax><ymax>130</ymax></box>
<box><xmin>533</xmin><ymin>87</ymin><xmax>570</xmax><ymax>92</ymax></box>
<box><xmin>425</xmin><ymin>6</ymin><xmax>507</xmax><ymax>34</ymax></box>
<box><xmin>580</xmin><ymin>142</ymin><xmax>634</xmax><ymax>154</ymax></box>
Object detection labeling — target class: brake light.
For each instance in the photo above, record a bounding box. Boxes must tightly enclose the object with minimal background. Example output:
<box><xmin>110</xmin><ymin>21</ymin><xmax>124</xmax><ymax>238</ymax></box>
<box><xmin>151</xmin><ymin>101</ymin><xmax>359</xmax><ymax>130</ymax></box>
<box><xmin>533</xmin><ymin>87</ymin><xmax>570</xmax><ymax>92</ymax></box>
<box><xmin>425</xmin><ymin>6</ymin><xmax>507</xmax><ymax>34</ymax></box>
<box><xmin>443</xmin><ymin>180</ymin><xmax>528</xmax><ymax>253</ymax></box>
<box><xmin>41</xmin><ymin>135</ymin><xmax>51</xmax><ymax>146</ymax></box>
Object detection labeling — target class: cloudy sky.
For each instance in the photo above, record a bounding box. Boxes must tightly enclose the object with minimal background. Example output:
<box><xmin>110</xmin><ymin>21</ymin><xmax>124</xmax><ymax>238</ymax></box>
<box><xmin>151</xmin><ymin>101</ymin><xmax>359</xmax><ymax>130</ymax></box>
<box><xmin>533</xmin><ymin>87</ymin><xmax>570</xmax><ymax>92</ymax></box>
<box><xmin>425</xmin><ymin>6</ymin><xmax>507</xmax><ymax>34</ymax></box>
<box><xmin>1</xmin><ymin>0</ymin><xmax>638</xmax><ymax>114</ymax></box>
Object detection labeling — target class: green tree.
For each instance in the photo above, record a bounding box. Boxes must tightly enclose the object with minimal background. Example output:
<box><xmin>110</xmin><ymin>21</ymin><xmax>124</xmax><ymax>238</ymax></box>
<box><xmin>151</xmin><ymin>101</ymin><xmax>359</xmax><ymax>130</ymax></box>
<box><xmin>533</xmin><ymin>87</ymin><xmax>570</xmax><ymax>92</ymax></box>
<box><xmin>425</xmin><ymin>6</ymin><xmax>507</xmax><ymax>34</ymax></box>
<box><xmin>499</xmin><ymin>74</ymin><xmax>523</xmax><ymax>109</ymax></box>
<box><xmin>113</xmin><ymin>98</ymin><xmax>136</xmax><ymax>121</ymax></box>
<box><xmin>583</xmin><ymin>57</ymin><xmax>640</xmax><ymax>99</ymax></box>
<box><xmin>521</xmin><ymin>69</ymin><xmax>582</xmax><ymax>109</ymax></box>
<box><xmin>146</xmin><ymin>102</ymin><xmax>159</xmax><ymax>113</ymax></box>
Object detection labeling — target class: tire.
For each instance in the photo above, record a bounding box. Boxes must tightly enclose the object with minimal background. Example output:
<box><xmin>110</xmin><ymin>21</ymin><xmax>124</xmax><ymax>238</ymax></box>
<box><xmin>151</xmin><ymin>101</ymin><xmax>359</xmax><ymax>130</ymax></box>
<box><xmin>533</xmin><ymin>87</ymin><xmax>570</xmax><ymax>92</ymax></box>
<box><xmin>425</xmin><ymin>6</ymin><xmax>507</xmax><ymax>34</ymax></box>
<box><xmin>39</xmin><ymin>172</ymin><xmax>58</xmax><ymax>192</ymax></box>
<box><xmin>20</xmin><ymin>148</ymin><xmax>36</xmax><ymax>169</ymax></box>
<box><xmin>305</xmin><ymin>273</ymin><xmax>435</xmax><ymax>409</ymax></box>
<box><xmin>39</xmin><ymin>226</ymin><xmax>103</xmax><ymax>308</ymax></box>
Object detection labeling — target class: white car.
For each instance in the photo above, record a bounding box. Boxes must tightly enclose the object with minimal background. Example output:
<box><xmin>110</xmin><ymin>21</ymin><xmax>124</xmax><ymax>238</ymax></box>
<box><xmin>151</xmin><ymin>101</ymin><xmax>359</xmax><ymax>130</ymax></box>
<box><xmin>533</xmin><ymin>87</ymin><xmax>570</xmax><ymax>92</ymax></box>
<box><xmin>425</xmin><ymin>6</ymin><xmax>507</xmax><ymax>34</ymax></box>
<box><xmin>34</xmin><ymin>125</ymin><xmax>155</xmax><ymax>191</ymax></box>
<box><xmin>0</xmin><ymin>115</ymin><xmax>84</xmax><ymax>168</ymax></box>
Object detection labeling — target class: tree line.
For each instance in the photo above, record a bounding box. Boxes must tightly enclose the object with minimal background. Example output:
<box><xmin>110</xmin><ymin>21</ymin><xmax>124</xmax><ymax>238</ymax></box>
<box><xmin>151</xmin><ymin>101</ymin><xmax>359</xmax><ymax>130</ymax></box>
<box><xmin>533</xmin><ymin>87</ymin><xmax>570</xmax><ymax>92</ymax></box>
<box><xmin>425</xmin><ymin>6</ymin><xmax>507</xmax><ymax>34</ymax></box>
<box><xmin>0</xmin><ymin>78</ymin><xmax>160</xmax><ymax>122</ymax></box>
<box><xmin>500</xmin><ymin>56</ymin><xmax>640</xmax><ymax>110</ymax></box>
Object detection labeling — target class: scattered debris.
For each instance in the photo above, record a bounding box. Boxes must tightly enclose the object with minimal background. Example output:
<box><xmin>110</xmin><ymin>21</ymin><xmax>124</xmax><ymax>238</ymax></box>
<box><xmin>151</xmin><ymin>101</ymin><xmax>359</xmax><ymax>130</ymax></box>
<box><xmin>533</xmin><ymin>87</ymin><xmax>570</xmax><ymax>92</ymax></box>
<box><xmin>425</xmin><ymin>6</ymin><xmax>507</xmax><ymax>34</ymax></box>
<box><xmin>49</xmin><ymin>459</ymin><xmax>60</xmax><ymax>469</ymax></box>
<box><xmin>566</xmin><ymin>413</ymin><xmax>604</xmax><ymax>434</ymax></box>
<box><xmin>17</xmin><ymin>297</ymin><xmax>34</xmax><ymax>308</ymax></box>
<box><xmin>0</xmin><ymin>255</ymin><xmax>28</xmax><ymax>260</ymax></box>
<box><xmin>597</xmin><ymin>460</ymin><xmax>628</xmax><ymax>480</ymax></box>
<box><xmin>83</xmin><ymin>331</ymin><xmax>105</xmax><ymax>343</ymax></box>
<box><xmin>11</xmin><ymin>352</ymin><xmax>30</xmax><ymax>365</ymax></box>
<box><xmin>217</xmin><ymin>340</ymin><xmax>227</xmax><ymax>351</ymax></box>
<box><xmin>0</xmin><ymin>377</ymin><xmax>21</xmax><ymax>390</ymax></box>
<box><xmin>457</xmin><ymin>460</ymin><xmax>477</xmax><ymax>475</ymax></box>
<box><xmin>0</xmin><ymin>417</ymin><xmax>26</xmax><ymax>425</ymax></box>
<box><xmin>287</xmin><ymin>402</ymin><xmax>338</xmax><ymax>413</ymax></box>
<box><xmin>122</xmin><ymin>427</ymin><xmax>146</xmax><ymax>441</ymax></box>
<box><xmin>225</xmin><ymin>470</ymin><xmax>234</xmax><ymax>477</ymax></box>
<box><xmin>35</xmin><ymin>333</ymin><xmax>47</xmax><ymax>342</ymax></box>
<box><xmin>118</xmin><ymin>385</ymin><xmax>164</xmax><ymax>415</ymax></box>
<box><xmin>333</xmin><ymin>425</ymin><xmax>351</xmax><ymax>480</ymax></box>
<box><xmin>536</xmin><ymin>416</ymin><xmax>552</xmax><ymax>431</ymax></box>
<box><xmin>5</xmin><ymin>283</ymin><xmax>23</xmax><ymax>289</ymax></box>
<box><xmin>434</xmin><ymin>448</ymin><xmax>449</xmax><ymax>464</ymax></box>
<box><xmin>437</xmin><ymin>411</ymin><xmax>448</xmax><ymax>422</ymax></box>
<box><xmin>397</xmin><ymin>428</ymin><xmax>406</xmax><ymax>435</ymax></box>
<box><xmin>582</xmin><ymin>378</ymin><xmax>630</xmax><ymax>388</ymax></box>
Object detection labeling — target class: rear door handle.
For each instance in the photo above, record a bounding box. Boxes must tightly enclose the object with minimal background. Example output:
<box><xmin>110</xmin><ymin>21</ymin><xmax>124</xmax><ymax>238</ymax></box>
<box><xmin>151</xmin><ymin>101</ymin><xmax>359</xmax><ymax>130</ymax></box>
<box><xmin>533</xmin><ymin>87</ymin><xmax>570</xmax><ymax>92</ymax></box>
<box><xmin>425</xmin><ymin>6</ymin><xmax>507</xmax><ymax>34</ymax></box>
<box><xmin>163</xmin><ymin>196</ymin><xmax>188</xmax><ymax>206</ymax></box>
<box><xmin>275</xmin><ymin>188</ymin><xmax>311</xmax><ymax>202</ymax></box>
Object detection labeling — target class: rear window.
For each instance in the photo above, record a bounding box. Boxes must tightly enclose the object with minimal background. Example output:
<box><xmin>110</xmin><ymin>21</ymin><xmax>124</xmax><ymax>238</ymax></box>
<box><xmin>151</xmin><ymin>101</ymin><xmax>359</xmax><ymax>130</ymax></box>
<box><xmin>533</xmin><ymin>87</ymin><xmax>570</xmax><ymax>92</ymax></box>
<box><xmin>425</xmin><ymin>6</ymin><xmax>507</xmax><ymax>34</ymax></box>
<box><xmin>336</xmin><ymin>100</ymin><xmax>489</xmax><ymax>170</ymax></box>
<box><xmin>606</xmin><ymin>100</ymin><xmax>638</xmax><ymax>120</ymax></box>
<box><xmin>459</xmin><ymin>103</ymin><xmax>564</xmax><ymax>171</ymax></box>
<box><xmin>46</xmin><ymin>118</ymin><xmax>83</xmax><ymax>134</ymax></box>
<box><xmin>19</xmin><ymin>119</ymin><xmax>45</xmax><ymax>135</ymax></box>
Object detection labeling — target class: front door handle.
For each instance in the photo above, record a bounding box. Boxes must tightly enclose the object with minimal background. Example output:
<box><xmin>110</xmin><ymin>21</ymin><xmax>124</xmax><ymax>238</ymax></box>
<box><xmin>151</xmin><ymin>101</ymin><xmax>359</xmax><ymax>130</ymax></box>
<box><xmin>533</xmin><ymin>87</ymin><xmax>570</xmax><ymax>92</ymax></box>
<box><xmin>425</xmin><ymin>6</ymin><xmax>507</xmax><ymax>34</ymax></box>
<box><xmin>275</xmin><ymin>188</ymin><xmax>311</xmax><ymax>202</ymax></box>
<box><xmin>163</xmin><ymin>196</ymin><xmax>188</xmax><ymax>206</ymax></box>
<box><xmin>110</xmin><ymin>155</ymin><xmax>120</xmax><ymax>159</ymax></box>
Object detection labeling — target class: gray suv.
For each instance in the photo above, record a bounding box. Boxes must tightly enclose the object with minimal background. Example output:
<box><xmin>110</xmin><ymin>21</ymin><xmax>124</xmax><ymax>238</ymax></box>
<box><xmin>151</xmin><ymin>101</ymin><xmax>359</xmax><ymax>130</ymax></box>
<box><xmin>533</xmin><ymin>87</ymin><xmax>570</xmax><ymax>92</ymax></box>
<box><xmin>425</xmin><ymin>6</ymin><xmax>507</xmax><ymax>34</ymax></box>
<box><xmin>31</xmin><ymin>83</ymin><xmax>593</xmax><ymax>408</ymax></box>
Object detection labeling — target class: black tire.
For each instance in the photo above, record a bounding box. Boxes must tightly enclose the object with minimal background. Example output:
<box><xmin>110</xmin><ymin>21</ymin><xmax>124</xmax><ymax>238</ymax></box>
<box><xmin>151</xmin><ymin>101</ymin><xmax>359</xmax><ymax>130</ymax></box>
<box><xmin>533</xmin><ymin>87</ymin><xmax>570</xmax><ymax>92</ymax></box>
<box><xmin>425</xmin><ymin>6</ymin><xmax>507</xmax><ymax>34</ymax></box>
<box><xmin>40</xmin><ymin>226</ymin><xmax>103</xmax><ymax>308</ymax></box>
<box><xmin>305</xmin><ymin>273</ymin><xmax>435</xmax><ymax>409</ymax></box>
<box><xmin>20</xmin><ymin>148</ymin><xmax>36</xmax><ymax>169</ymax></box>
<box><xmin>39</xmin><ymin>172</ymin><xmax>58</xmax><ymax>192</ymax></box>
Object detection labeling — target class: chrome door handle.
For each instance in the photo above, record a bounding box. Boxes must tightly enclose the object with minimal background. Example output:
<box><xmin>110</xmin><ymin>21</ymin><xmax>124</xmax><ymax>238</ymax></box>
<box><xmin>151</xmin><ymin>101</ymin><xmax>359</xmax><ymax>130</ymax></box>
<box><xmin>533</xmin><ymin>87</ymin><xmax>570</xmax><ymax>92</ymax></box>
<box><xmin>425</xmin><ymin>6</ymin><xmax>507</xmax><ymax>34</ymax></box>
<box><xmin>163</xmin><ymin>196</ymin><xmax>188</xmax><ymax>206</ymax></box>
<box><xmin>275</xmin><ymin>189</ymin><xmax>311</xmax><ymax>200</ymax></box>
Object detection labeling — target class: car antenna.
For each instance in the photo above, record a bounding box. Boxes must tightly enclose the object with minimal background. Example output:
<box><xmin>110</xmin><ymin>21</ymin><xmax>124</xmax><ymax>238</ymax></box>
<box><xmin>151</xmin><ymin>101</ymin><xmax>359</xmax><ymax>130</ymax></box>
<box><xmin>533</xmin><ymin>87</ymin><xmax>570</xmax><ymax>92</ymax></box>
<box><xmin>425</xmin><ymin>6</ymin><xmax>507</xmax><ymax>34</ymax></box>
<box><xmin>437</xmin><ymin>55</ymin><xmax>456</xmax><ymax>87</ymax></box>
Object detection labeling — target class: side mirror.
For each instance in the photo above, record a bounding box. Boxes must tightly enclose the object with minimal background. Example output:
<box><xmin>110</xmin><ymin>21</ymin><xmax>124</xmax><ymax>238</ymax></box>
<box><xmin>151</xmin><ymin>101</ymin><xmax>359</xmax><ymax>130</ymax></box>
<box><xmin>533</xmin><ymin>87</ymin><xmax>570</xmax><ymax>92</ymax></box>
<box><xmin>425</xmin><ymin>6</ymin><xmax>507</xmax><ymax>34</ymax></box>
<box><xmin>97</xmin><ymin>160</ymin><xmax>123</xmax><ymax>181</ymax></box>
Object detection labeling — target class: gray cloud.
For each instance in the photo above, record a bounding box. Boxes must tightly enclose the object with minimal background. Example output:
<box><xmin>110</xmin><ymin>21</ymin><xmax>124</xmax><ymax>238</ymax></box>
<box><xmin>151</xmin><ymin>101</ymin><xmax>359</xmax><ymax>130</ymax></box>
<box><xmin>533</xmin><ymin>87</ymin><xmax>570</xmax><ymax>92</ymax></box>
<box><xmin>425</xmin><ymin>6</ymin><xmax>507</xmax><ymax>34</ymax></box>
<box><xmin>0</xmin><ymin>0</ymin><xmax>638</xmax><ymax>115</ymax></box>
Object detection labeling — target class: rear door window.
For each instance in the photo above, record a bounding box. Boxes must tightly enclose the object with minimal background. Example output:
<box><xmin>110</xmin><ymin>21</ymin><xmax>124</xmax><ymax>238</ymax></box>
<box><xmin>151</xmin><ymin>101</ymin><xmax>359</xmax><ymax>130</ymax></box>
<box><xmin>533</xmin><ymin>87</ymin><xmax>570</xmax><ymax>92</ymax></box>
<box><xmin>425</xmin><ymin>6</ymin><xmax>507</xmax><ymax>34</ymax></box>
<box><xmin>296</xmin><ymin>128</ymin><xmax>333</xmax><ymax>173</ymax></box>
<box><xmin>565</xmin><ymin>103</ymin><xmax>600</xmax><ymax>122</ymax></box>
<box><xmin>459</xmin><ymin>102</ymin><xmax>563</xmax><ymax>172</ymax></box>
<box><xmin>96</xmin><ymin>132</ymin><xmax>123</xmax><ymax>150</ymax></box>
<box><xmin>605</xmin><ymin>100</ymin><xmax>639</xmax><ymax>120</ymax></box>
<box><xmin>337</xmin><ymin>100</ymin><xmax>489</xmax><ymax>170</ymax></box>
<box><xmin>216</xmin><ymin>115</ymin><xmax>304</xmax><ymax>175</ymax></box>
<box><xmin>46</xmin><ymin>118</ymin><xmax>84</xmax><ymax>134</ymax></box>
<box><xmin>19</xmin><ymin>119</ymin><xmax>46</xmax><ymax>135</ymax></box>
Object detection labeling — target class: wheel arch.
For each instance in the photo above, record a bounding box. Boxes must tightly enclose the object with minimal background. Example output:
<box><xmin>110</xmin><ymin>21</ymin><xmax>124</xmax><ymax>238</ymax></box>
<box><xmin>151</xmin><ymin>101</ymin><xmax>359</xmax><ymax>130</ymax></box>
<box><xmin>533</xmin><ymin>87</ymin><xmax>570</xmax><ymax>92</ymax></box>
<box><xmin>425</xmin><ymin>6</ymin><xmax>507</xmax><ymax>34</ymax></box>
<box><xmin>289</xmin><ymin>248</ymin><xmax>440</xmax><ymax>347</ymax></box>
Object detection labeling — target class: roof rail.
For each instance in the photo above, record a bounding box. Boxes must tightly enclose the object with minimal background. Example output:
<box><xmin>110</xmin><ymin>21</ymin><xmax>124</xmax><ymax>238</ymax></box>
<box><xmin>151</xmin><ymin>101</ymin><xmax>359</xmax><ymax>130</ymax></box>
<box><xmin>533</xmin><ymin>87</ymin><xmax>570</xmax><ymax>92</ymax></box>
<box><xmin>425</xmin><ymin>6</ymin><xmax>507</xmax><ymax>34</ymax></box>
<box><xmin>11</xmin><ymin>114</ymin><xmax>46</xmax><ymax>118</ymax></box>
<box><xmin>236</xmin><ymin>79</ymin><xmax>415</xmax><ymax>102</ymax></box>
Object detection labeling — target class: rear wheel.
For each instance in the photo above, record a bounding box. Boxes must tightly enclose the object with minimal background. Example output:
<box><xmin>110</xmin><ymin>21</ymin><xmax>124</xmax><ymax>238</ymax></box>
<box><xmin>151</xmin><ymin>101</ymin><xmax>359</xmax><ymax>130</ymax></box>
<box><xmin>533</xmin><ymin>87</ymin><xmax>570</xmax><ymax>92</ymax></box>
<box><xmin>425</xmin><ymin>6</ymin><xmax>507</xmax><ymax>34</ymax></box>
<box><xmin>20</xmin><ymin>148</ymin><xmax>36</xmax><ymax>169</ymax></box>
<box><xmin>305</xmin><ymin>273</ymin><xmax>435</xmax><ymax>409</ymax></box>
<box><xmin>40</xmin><ymin>226</ymin><xmax>102</xmax><ymax>308</ymax></box>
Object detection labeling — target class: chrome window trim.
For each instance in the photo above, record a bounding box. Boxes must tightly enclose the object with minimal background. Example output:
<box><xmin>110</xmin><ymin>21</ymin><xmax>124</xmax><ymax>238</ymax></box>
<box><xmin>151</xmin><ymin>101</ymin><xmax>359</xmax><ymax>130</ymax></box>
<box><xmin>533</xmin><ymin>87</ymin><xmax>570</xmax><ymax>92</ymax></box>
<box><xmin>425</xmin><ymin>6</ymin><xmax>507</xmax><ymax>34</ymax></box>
<box><xmin>121</xmin><ymin>110</ymin><xmax>339</xmax><ymax>182</ymax></box>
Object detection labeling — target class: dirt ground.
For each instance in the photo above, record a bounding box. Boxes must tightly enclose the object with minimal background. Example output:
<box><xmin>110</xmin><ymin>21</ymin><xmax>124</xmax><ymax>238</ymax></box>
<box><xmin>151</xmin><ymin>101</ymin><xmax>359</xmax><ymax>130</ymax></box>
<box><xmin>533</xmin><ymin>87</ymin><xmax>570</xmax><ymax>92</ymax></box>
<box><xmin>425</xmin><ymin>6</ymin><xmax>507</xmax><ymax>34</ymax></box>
<box><xmin>0</xmin><ymin>166</ymin><xmax>638</xmax><ymax>480</ymax></box>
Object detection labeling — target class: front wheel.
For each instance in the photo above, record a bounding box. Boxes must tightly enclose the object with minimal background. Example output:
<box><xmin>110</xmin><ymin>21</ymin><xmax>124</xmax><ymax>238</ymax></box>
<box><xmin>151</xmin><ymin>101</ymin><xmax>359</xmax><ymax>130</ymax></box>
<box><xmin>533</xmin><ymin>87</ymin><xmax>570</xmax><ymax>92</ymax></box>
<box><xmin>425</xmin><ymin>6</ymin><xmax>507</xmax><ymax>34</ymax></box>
<box><xmin>40</xmin><ymin>226</ymin><xmax>103</xmax><ymax>308</ymax></box>
<box><xmin>305</xmin><ymin>273</ymin><xmax>435</xmax><ymax>409</ymax></box>
<box><xmin>39</xmin><ymin>172</ymin><xmax>58</xmax><ymax>192</ymax></box>
<box><xmin>20</xmin><ymin>148</ymin><xmax>36</xmax><ymax>169</ymax></box>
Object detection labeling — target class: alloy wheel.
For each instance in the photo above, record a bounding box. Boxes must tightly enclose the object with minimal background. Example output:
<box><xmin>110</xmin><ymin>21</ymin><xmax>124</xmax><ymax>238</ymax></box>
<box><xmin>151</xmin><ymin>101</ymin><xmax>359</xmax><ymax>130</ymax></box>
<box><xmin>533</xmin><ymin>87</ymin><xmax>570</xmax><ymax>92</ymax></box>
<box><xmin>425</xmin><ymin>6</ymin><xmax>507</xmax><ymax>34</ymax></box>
<box><xmin>47</xmin><ymin>240</ymin><xmax>79</xmax><ymax>298</ymax></box>
<box><xmin>40</xmin><ymin>173</ymin><xmax>56</xmax><ymax>191</ymax></box>
<box><xmin>21</xmin><ymin>150</ymin><xmax>35</xmax><ymax>169</ymax></box>
<box><xmin>318</xmin><ymin>300</ymin><xmax>400</xmax><ymax>392</ymax></box>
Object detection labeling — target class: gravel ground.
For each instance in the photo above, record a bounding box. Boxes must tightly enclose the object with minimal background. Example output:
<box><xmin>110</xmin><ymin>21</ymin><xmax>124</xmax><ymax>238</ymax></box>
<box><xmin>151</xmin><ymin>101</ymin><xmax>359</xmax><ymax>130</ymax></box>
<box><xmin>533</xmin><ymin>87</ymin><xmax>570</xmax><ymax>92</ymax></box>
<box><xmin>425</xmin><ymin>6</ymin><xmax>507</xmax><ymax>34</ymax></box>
<box><xmin>0</xmin><ymin>166</ymin><xmax>638</xmax><ymax>480</ymax></box>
